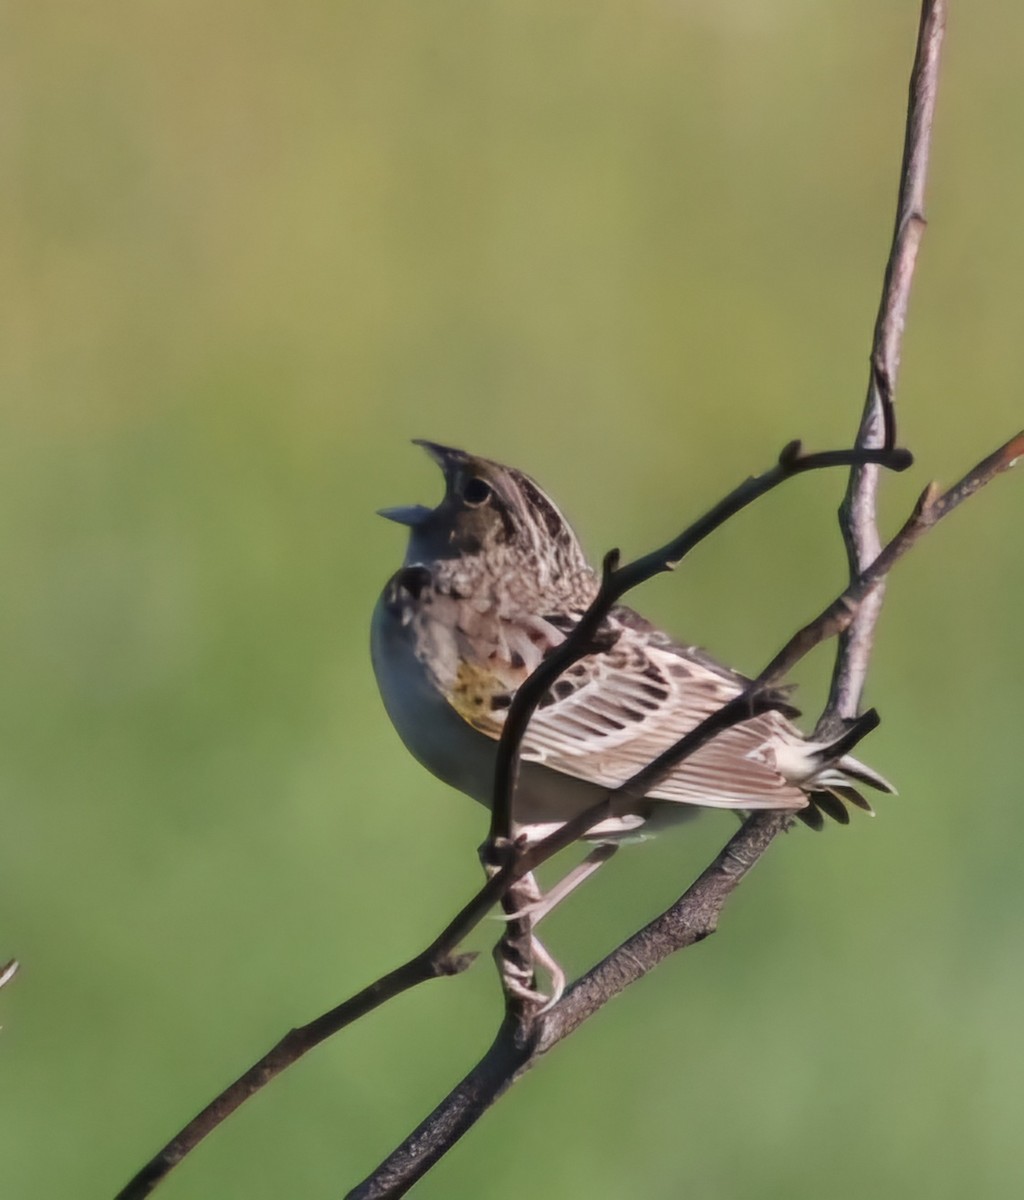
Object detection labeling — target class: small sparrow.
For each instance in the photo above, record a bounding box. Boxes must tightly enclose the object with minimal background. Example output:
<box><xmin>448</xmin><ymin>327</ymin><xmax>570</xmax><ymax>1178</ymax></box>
<box><xmin>372</xmin><ymin>442</ymin><xmax>892</xmax><ymax>999</ymax></box>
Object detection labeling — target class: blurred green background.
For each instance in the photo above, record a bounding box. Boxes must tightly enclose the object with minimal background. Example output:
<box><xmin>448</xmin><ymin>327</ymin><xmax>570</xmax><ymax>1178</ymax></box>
<box><xmin>3</xmin><ymin>2</ymin><xmax>1023</xmax><ymax>1197</ymax></box>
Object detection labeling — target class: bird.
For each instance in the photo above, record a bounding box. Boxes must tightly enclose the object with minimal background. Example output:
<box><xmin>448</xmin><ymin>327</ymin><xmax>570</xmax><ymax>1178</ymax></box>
<box><xmin>371</xmin><ymin>441</ymin><xmax>894</xmax><ymax>1002</ymax></box>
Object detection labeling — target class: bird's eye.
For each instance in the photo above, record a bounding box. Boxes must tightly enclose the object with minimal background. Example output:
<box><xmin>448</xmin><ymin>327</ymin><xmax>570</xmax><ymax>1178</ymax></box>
<box><xmin>461</xmin><ymin>477</ymin><xmax>492</xmax><ymax>506</ymax></box>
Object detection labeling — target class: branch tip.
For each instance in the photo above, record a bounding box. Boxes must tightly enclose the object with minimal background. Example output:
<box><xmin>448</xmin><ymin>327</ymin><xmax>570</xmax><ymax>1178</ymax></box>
<box><xmin>915</xmin><ymin>480</ymin><xmax>943</xmax><ymax>517</ymax></box>
<box><xmin>440</xmin><ymin>952</ymin><xmax>479</xmax><ymax>976</ymax></box>
<box><xmin>778</xmin><ymin>439</ymin><xmax>802</xmax><ymax>467</ymax></box>
<box><xmin>1000</xmin><ymin>430</ymin><xmax>1024</xmax><ymax>467</ymax></box>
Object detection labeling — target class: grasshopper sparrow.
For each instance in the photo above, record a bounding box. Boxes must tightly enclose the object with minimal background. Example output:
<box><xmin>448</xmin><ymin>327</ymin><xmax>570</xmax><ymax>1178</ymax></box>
<box><xmin>372</xmin><ymin>442</ymin><xmax>892</xmax><ymax>998</ymax></box>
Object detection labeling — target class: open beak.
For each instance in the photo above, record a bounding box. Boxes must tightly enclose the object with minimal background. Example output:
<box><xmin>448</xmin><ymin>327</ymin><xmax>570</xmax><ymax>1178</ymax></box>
<box><xmin>377</xmin><ymin>504</ymin><xmax>434</xmax><ymax>527</ymax></box>
<box><xmin>412</xmin><ymin>438</ymin><xmax>467</xmax><ymax>469</ymax></box>
<box><xmin>378</xmin><ymin>440</ymin><xmax>468</xmax><ymax>525</ymax></box>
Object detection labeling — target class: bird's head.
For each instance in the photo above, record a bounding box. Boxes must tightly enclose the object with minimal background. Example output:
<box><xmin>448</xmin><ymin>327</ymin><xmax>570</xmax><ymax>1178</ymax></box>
<box><xmin>379</xmin><ymin>441</ymin><xmax>594</xmax><ymax>599</ymax></box>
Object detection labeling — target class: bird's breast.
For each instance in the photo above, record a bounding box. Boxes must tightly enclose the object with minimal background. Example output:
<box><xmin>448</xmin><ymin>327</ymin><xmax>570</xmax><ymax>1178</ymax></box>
<box><xmin>370</xmin><ymin>591</ymin><xmax>497</xmax><ymax>804</ymax></box>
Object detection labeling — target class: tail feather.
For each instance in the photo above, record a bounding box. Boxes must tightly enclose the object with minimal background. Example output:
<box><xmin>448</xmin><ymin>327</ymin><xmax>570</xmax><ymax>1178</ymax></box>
<box><xmin>808</xmin><ymin>789</ymin><xmax>852</xmax><ymax>825</ymax></box>
<box><xmin>836</xmin><ymin>756</ymin><xmax>897</xmax><ymax>795</ymax></box>
<box><xmin>801</xmin><ymin>709</ymin><xmax>894</xmax><ymax>828</ymax></box>
<box><xmin>796</xmin><ymin>804</ymin><xmax>825</xmax><ymax>831</ymax></box>
<box><xmin>829</xmin><ymin>784</ymin><xmax>875</xmax><ymax>813</ymax></box>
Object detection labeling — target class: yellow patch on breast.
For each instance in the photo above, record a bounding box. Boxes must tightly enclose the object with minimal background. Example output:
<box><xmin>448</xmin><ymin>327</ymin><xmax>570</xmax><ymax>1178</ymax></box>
<box><xmin>448</xmin><ymin>660</ymin><xmax>506</xmax><ymax>739</ymax></box>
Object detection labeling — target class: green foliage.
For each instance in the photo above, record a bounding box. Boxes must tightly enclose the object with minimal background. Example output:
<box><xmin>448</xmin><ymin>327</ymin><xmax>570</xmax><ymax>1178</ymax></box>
<box><xmin>2</xmin><ymin>3</ymin><xmax>1022</xmax><ymax>1197</ymax></box>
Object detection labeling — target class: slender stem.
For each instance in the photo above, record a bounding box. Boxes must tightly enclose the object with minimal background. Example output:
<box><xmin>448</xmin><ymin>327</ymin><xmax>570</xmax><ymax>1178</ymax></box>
<box><xmin>827</xmin><ymin>0</ymin><xmax>946</xmax><ymax>727</ymax></box>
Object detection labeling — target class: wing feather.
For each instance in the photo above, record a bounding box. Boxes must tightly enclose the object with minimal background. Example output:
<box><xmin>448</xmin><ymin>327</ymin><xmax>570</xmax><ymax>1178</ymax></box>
<box><xmin>437</xmin><ymin>597</ymin><xmax>811</xmax><ymax>812</ymax></box>
<box><xmin>512</xmin><ymin>629</ymin><xmax>809</xmax><ymax>810</ymax></box>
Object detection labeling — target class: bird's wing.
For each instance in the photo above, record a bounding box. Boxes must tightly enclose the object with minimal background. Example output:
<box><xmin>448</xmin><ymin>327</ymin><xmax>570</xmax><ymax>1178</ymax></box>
<box><xmin>517</xmin><ymin>633</ymin><xmax>807</xmax><ymax>809</ymax></box>
<box><xmin>448</xmin><ymin>606</ymin><xmax>809</xmax><ymax>811</ymax></box>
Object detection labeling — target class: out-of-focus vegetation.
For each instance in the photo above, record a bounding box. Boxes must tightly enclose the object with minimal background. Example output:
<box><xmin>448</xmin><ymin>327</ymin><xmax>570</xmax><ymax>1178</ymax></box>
<box><xmin>2</xmin><ymin>3</ymin><xmax>1022</xmax><ymax>1197</ymax></box>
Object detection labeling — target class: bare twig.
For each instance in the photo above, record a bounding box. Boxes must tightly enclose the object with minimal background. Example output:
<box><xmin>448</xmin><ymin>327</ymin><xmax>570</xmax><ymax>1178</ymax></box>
<box><xmin>827</xmin><ymin>0</ymin><xmax>946</xmax><ymax>728</ymax></box>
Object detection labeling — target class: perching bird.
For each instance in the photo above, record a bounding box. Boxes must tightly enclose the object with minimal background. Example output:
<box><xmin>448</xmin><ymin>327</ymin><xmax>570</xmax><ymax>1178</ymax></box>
<box><xmin>371</xmin><ymin>441</ymin><xmax>893</xmax><ymax>1000</ymax></box>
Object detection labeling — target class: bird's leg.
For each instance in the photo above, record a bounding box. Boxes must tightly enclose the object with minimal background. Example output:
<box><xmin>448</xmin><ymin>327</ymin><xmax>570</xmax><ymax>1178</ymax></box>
<box><xmin>482</xmin><ymin>840</ymin><xmax>618</xmax><ymax>1010</ymax></box>
<box><xmin>478</xmin><ymin>842</ymin><xmax>550</xmax><ymax>1007</ymax></box>
<box><xmin>497</xmin><ymin>843</ymin><xmax>619</xmax><ymax>923</ymax></box>
<box><xmin>525</xmin><ymin>931</ymin><xmax>566</xmax><ymax>1014</ymax></box>
<box><xmin>492</xmin><ymin>866</ymin><xmax>553</xmax><ymax>1008</ymax></box>
<box><xmin>494</xmin><ymin>846</ymin><xmax>620</xmax><ymax>1012</ymax></box>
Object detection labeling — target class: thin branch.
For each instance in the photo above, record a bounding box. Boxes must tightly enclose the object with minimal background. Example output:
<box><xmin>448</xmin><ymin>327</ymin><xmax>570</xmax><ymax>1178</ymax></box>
<box><xmin>827</xmin><ymin>0</ymin><xmax>946</xmax><ymax>727</ymax></box>
<box><xmin>350</xmin><ymin>431</ymin><xmax>1023</xmax><ymax>1198</ymax></box>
